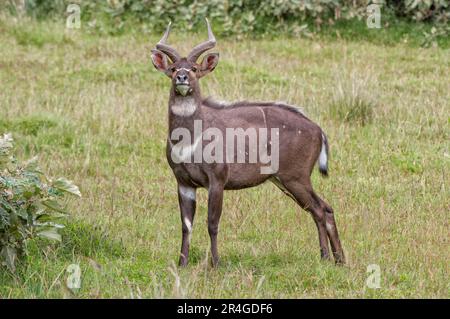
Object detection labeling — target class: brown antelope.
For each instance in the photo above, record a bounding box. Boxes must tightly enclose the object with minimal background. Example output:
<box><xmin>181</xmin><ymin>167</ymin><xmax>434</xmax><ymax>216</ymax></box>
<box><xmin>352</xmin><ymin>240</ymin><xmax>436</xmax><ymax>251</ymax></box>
<box><xmin>151</xmin><ymin>19</ymin><xmax>345</xmax><ymax>267</ymax></box>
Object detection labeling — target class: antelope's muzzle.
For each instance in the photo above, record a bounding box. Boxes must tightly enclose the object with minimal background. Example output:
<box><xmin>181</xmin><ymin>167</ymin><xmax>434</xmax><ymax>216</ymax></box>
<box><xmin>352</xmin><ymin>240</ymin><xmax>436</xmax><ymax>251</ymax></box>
<box><xmin>175</xmin><ymin>72</ymin><xmax>191</xmax><ymax>96</ymax></box>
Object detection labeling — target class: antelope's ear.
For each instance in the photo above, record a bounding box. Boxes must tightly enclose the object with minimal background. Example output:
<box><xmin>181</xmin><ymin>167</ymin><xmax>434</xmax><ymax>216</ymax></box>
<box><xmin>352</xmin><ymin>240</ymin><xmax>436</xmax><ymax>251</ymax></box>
<box><xmin>198</xmin><ymin>53</ymin><xmax>219</xmax><ymax>78</ymax></box>
<box><xmin>151</xmin><ymin>49</ymin><xmax>171</xmax><ymax>76</ymax></box>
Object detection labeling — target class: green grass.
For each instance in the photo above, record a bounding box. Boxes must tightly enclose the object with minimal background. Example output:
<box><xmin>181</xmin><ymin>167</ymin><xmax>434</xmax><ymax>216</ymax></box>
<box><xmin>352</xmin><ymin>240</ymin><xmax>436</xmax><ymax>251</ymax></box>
<box><xmin>0</xmin><ymin>16</ymin><xmax>449</xmax><ymax>298</ymax></box>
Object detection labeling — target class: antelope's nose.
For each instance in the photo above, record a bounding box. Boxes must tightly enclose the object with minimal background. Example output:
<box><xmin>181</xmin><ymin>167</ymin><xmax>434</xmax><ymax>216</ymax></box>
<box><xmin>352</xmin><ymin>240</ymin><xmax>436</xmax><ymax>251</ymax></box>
<box><xmin>176</xmin><ymin>74</ymin><xmax>188</xmax><ymax>83</ymax></box>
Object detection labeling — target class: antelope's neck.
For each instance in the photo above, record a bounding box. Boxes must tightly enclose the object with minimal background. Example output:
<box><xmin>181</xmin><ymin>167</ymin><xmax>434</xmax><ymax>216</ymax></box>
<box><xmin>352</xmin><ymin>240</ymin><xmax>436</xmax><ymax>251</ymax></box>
<box><xmin>168</xmin><ymin>95</ymin><xmax>203</xmax><ymax>133</ymax></box>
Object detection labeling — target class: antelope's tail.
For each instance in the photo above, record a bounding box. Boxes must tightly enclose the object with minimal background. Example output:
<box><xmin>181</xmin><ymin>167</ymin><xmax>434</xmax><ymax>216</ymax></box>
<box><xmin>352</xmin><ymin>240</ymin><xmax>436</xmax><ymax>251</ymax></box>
<box><xmin>318</xmin><ymin>131</ymin><xmax>329</xmax><ymax>177</ymax></box>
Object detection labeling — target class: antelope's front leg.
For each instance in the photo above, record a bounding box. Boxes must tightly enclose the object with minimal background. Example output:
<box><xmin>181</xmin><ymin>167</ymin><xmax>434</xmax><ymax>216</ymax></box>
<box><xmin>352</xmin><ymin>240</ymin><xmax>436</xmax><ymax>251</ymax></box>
<box><xmin>177</xmin><ymin>184</ymin><xmax>196</xmax><ymax>267</ymax></box>
<box><xmin>207</xmin><ymin>183</ymin><xmax>224</xmax><ymax>267</ymax></box>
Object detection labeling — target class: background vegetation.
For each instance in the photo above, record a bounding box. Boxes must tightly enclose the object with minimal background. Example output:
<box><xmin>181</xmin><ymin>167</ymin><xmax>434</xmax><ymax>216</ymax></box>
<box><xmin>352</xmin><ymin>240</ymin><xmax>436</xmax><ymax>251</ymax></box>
<box><xmin>0</xmin><ymin>134</ymin><xmax>81</xmax><ymax>273</ymax></box>
<box><xmin>0</xmin><ymin>1</ymin><xmax>448</xmax><ymax>298</ymax></box>
<box><xmin>2</xmin><ymin>0</ymin><xmax>450</xmax><ymax>46</ymax></box>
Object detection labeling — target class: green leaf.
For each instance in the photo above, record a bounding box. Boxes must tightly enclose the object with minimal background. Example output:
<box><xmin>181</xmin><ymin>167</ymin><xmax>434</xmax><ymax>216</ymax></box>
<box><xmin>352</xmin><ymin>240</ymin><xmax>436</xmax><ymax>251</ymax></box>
<box><xmin>36</xmin><ymin>212</ymin><xmax>67</xmax><ymax>221</ymax></box>
<box><xmin>42</xmin><ymin>199</ymin><xmax>67</xmax><ymax>213</ymax></box>
<box><xmin>52</xmin><ymin>178</ymin><xmax>81</xmax><ymax>197</ymax></box>
<box><xmin>37</xmin><ymin>228</ymin><xmax>62</xmax><ymax>241</ymax></box>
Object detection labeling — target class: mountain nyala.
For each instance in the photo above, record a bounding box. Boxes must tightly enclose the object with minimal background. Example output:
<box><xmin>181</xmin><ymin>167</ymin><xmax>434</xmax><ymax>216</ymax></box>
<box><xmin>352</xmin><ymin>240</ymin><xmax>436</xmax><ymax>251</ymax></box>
<box><xmin>151</xmin><ymin>19</ymin><xmax>345</xmax><ymax>267</ymax></box>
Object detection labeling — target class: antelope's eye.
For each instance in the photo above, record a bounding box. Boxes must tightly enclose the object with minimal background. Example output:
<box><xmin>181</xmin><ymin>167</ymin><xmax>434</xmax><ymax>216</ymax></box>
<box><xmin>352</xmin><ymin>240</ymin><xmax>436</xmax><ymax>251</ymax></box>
<box><xmin>191</xmin><ymin>67</ymin><xmax>197</xmax><ymax>72</ymax></box>
<box><xmin>170</xmin><ymin>67</ymin><xmax>176</xmax><ymax>73</ymax></box>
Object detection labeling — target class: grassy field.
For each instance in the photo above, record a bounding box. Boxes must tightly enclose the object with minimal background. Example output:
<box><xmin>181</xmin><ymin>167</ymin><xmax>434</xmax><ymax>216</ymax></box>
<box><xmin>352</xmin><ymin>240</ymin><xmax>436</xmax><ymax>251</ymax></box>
<box><xmin>0</xmin><ymin>16</ymin><xmax>448</xmax><ymax>298</ymax></box>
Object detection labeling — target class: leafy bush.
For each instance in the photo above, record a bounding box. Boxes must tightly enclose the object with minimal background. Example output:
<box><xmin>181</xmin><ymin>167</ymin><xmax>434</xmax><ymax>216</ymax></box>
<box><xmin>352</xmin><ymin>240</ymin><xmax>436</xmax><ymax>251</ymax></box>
<box><xmin>0</xmin><ymin>133</ymin><xmax>80</xmax><ymax>272</ymax></box>
<box><xmin>64</xmin><ymin>0</ymin><xmax>341</xmax><ymax>36</ymax></box>
<box><xmin>403</xmin><ymin>0</ymin><xmax>449</xmax><ymax>22</ymax></box>
<box><xmin>1</xmin><ymin>1</ymin><xmax>447</xmax><ymax>37</ymax></box>
<box><xmin>2</xmin><ymin>1</ymin><xmax>449</xmax><ymax>49</ymax></box>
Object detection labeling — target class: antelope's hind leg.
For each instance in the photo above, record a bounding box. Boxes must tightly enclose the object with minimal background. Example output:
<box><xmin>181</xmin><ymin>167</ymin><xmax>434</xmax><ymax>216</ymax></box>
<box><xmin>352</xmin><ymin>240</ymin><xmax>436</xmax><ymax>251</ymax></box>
<box><xmin>177</xmin><ymin>184</ymin><xmax>197</xmax><ymax>267</ymax></box>
<box><xmin>316</xmin><ymin>196</ymin><xmax>345</xmax><ymax>264</ymax></box>
<box><xmin>277</xmin><ymin>178</ymin><xmax>344</xmax><ymax>264</ymax></box>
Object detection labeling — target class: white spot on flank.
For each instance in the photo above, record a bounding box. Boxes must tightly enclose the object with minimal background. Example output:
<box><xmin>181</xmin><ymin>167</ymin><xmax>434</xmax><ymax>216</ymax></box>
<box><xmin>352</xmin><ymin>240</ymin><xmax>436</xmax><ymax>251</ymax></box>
<box><xmin>171</xmin><ymin>97</ymin><xmax>197</xmax><ymax>117</ymax></box>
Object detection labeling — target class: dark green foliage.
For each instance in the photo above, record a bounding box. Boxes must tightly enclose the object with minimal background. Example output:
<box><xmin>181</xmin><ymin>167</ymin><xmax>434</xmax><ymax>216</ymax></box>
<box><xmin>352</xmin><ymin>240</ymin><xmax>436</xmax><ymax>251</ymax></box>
<box><xmin>2</xmin><ymin>1</ymin><xmax>448</xmax><ymax>37</ymax></box>
<box><xmin>0</xmin><ymin>133</ymin><xmax>81</xmax><ymax>272</ymax></box>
